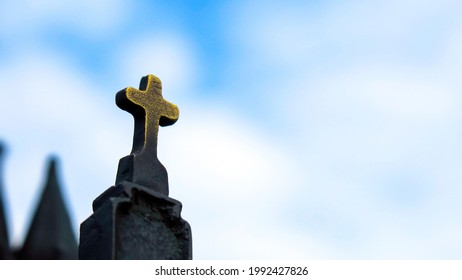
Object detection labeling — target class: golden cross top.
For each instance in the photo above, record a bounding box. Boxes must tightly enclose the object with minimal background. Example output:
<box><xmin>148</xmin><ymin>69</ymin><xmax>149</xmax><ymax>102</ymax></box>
<box><xmin>115</xmin><ymin>74</ymin><xmax>179</xmax><ymax>195</ymax></box>
<box><xmin>116</xmin><ymin>74</ymin><xmax>179</xmax><ymax>154</ymax></box>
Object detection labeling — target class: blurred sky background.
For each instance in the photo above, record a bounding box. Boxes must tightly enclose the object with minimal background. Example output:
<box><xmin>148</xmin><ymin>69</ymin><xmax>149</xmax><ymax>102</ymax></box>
<box><xmin>1</xmin><ymin>0</ymin><xmax>462</xmax><ymax>259</ymax></box>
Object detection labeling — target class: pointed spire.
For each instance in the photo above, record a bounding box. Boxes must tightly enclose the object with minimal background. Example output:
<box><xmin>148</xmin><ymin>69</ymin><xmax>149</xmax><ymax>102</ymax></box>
<box><xmin>0</xmin><ymin>143</ymin><xmax>11</xmax><ymax>259</ymax></box>
<box><xmin>18</xmin><ymin>157</ymin><xmax>77</xmax><ymax>259</ymax></box>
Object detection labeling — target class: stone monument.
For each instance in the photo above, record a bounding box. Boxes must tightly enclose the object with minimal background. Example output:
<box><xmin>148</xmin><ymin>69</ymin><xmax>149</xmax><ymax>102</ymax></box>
<box><xmin>79</xmin><ymin>74</ymin><xmax>192</xmax><ymax>259</ymax></box>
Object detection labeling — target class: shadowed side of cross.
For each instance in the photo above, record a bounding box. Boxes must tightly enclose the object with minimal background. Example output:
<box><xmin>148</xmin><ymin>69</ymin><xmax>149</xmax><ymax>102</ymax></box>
<box><xmin>115</xmin><ymin>74</ymin><xmax>179</xmax><ymax>196</ymax></box>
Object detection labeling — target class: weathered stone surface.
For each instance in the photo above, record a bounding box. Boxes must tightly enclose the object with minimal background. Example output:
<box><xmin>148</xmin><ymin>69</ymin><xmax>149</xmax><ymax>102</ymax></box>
<box><xmin>79</xmin><ymin>182</ymin><xmax>192</xmax><ymax>260</ymax></box>
<box><xmin>79</xmin><ymin>74</ymin><xmax>192</xmax><ymax>259</ymax></box>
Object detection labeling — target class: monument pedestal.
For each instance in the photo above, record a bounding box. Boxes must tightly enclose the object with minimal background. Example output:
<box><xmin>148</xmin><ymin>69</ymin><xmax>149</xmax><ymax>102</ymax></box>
<box><xmin>79</xmin><ymin>74</ymin><xmax>191</xmax><ymax>259</ymax></box>
<box><xmin>79</xmin><ymin>182</ymin><xmax>192</xmax><ymax>260</ymax></box>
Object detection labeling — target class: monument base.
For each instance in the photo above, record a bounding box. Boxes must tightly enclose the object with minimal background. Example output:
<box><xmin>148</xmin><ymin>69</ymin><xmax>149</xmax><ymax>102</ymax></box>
<box><xmin>79</xmin><ymin>182</ymin><xmax>192</xmax><ymax>260</ymax></box>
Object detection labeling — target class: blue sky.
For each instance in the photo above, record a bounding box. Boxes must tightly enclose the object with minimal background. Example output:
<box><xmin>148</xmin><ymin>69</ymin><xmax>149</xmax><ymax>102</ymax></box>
<box><xmin>2</xmin><ymin>0</ymin><xmax>462</xmax><ymax>259</ymax></box>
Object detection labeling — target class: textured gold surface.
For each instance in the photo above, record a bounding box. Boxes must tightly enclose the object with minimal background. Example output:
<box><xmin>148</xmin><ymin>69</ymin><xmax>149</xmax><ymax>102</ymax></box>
<box><xmin>116</xmin><ymin>74</ymin><xmax>179</xmax><ymax>154</ymax></box>
<box><xmin>115</xmin><ymin>74</ymin><xmax>179</xmax><ymax>195</ymax></box>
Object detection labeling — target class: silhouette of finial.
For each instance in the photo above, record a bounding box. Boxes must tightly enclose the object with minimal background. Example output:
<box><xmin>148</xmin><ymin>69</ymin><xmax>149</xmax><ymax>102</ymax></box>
<box><xmin>18</xmin><ymin>157</ymin><xmax>77</xmax><ymax>259</ymax></box>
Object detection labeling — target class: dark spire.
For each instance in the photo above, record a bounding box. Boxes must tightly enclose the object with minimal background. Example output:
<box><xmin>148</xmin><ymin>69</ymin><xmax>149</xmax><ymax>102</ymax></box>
<box><xmin>0</xmin><ymin>143</ymin><xmax>11</xmax><ymax>259</ymax></box>
<box><xmin>18</xmin><ymin>157</ymin><xmax>77</xmax><ymax>259</ymax></box>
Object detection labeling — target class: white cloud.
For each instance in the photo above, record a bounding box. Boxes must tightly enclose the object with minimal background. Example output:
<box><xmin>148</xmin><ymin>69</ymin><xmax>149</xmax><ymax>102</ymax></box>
<box><xmin>164</xmin><ymin>108</ymin><xmax>285</xmax><ymax>198</ymax></box>
<box><xmin>223</xmin><ymin>0</ymin><xmax>462</xmax><ymax>258</ymax></box>
<box><xmin>115</xmin><ymin>34</ymin><xmax>199</xmax><ymax>101</ymax></box>
<box><xmin>228</xmin><ymin>0</ymin><xmax>462</xmax><ymax>70</ymax></box>
<box><xmin>284</xmin><ymin>66</ymin><xmax>462</xmax><ymax>257</ymax></box>
<box><xmin>295</xmin><ymin>63</ymin><xmax>458</xmax><ymax>125</ymax></box>
<box><xmin>159</xmin><ymin>104</ymin><xmax>304</xmax><ymax>258</ymax></box>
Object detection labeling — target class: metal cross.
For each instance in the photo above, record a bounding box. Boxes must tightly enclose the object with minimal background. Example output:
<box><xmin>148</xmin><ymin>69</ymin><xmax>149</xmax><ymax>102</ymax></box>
<box><xmin>115</xmin><ymin>74</ymin><xmax>179</xmax><ymax>195</ymax></box>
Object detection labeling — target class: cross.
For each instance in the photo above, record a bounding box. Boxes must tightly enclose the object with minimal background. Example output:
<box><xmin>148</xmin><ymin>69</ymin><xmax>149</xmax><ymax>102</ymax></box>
<box><xmin>115</xmin><ymin>74</ymin><xmax>179</xmax><ymax>195</ymax></box>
